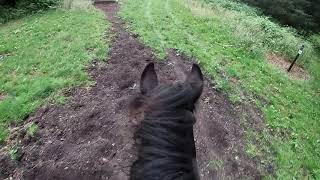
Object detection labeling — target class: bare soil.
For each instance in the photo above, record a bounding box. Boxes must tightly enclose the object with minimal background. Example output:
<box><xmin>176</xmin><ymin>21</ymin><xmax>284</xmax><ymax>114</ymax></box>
<box><xmin>267</xmin><ymin>53</ymin><xmax>310</xmax><ymax>80</ymax></box>
<box><xmin>0</xmin><ymin>2</ymin><xmax>264</xmax><ymax>180</ymax></box>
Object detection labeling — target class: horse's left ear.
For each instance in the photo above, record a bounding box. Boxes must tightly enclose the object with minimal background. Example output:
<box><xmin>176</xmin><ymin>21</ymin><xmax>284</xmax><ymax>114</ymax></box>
<box><xmin>186</xmin><ymin>64</ymin><xmax>203</xmax><ymax>100</ymax></box>
<box><xmin>140</xmin><ymin>63</ymin><xmax>158</xmax><ymax>94</ymax></box>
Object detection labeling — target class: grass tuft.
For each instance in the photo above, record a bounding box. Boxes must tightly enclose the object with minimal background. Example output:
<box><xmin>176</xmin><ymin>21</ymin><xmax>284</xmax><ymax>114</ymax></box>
<box><xmin>27</xmin><ymin>122</ymin><xmax>38</xmax><ymax>138</ymax></box>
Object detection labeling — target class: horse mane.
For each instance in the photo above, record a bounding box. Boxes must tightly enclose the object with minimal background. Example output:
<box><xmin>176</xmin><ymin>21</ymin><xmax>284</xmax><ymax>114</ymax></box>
<box><xmin>130</xmin><ymin>83</ymin><xmax>200</xmax><ymax>180</ymax></box>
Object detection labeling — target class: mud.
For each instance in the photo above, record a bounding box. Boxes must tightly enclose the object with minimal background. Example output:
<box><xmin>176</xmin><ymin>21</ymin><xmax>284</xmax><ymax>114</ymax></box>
<box><xmin>0</xmin><ymin>2</ymin><xmax>264</xmax><ymax>180</ymax></box>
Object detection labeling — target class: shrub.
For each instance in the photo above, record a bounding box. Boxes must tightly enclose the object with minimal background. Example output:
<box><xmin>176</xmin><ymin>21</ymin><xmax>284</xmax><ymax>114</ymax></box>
<box><xmin>0</xmin><ymin>0</ymin><xmax>61</xmax><ymax>24</ymax></box>
<box><xmin>309</xmin><ymin>34</ymin><xmax>320</xmax><ymax>52</ymax></box>
<box><xmin>239</xmin><ymin>0</ymin><xmax>320</xmax><ymax>33</ymax></box>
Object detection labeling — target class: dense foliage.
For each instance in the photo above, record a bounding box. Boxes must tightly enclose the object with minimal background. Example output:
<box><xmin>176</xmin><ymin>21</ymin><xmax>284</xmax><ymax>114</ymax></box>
<box><xmin>0</xmin><ymin>0</ymin><xmax>60</xmax><ymax>24</ymax></box>
<box><xmin>239</xmin><ymin>0</ymin><xmax>320</xmax><ymax>33</ymax></box>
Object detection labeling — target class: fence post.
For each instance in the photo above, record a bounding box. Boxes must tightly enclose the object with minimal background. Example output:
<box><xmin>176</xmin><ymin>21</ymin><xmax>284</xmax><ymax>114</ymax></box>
<box><xmin>287</xmin><ymin>44</ymin><xmax>304</xmax><ymax>72</ymax></box>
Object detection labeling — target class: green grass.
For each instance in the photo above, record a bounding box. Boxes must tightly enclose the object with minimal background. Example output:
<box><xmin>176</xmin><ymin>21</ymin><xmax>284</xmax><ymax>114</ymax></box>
<box><xmin>0</xmin><ymin>7</ymin><xmax>109</xmax><ymax>142</ymax></box>
<box><xmin>119</xmin><ymin>0</ymin><xmax>320</xmax><ymax>178</ymax></box>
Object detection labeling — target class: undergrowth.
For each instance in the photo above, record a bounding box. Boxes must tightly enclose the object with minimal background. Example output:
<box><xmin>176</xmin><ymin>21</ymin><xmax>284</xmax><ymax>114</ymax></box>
<box><xmin>0</xmin><ymin>0</ymin><xmax>61</xmax><ymax>24</ymax></box>
<box><xmin>119</xmin><ymin>0</ymin><xmax>320</xmax><ymax>178</ymax></box>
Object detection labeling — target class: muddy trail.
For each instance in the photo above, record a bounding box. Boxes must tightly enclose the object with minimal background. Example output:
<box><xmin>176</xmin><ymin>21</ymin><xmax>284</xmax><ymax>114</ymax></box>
<box><xmin>0</xmin><ymin>2</ymin><xmax>264</xmax><ymax>180</ymax></box>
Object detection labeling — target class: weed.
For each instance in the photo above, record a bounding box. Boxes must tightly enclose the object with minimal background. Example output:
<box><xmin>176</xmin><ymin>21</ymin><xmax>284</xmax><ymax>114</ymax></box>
<box><xmin>229</xmin><ymin>93</ymin><xmax>242</xmax><ymax>103</ymax></box>
<box><xmin>9</xmin><ymin>143</ymin><xmax>23</xmax><ymax>161</ymax></box>
<box><xmin>208</xmin><ymin>159</ymin><xmax>224</xmax><ymax>169</ymax></box>
<box><xmin>246</xmin><ymin>143</ymin><xmax>258</xmax><ymax>158</ymax></box>
<box><xmin>27</xmin><ymin>122</ymin><xmax>38</xmax><ymax>138</ymax></box>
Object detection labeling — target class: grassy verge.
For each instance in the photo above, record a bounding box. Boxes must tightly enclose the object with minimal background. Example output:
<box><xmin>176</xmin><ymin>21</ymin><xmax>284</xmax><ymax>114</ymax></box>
<box><xmin>0</xmin><ymin>4</ymin><xmax>109</xmax><ymax>142</ymax></box>
<box><xmin>119</xmin><ymin>0</ymin><xmax>320</xmax><ymax>178</ymax></box>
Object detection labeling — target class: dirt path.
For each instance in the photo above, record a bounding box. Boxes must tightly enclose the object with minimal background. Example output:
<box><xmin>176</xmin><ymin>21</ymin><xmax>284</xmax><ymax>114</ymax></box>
<box><xmin>0</xmin><ymin>2</ymin><xmax>264</xmax><ymax>180</ymax></box>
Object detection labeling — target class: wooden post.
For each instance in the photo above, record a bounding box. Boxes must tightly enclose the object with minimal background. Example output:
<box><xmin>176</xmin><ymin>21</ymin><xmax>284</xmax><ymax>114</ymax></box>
<box><xmin>287</xmin><ymin>44</ymin><xmax>304</xmax><ymax>72</ymax></box>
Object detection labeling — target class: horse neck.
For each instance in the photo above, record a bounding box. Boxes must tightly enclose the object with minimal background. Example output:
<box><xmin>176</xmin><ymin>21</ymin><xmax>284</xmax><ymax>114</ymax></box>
<box><xmin>134</xmin><ymin>107</ymin><xmax>200</xmax><ymax>180</ymax></box>
<box><xmin>145</xmin><ymin>108</ymin><xmax>197</xmax><ymax>156</ymax></box>
<box><xmin>146</xmin><ymin>107</ymin><xmax>199</xmax><ymax>180</ymax></box>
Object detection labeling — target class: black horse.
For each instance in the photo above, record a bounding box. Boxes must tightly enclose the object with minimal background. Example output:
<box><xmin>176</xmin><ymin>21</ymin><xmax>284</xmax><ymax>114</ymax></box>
<box><xmin>130</xmin><ymin>63</ymin><xmax>203</xmax><ymax>180</ymax></box>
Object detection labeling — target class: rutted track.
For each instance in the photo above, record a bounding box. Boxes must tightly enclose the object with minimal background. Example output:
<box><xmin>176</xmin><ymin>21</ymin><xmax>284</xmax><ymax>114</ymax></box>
<box><xmin>0</xmin><ymin>2</ymin><xmax>263</xmax><ymax>180</ymax></box>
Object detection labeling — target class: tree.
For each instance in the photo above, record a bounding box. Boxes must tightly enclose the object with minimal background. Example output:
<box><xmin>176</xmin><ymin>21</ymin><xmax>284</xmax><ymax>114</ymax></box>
<box><xmin>0</xmin><ymin>0</ymin><xmax>16</xmax><ymax>6</ymax></box>
<box><xmin>241</xmin><ymin>0</ymin><xmax>320</xmax><ymax>33</ymax></box>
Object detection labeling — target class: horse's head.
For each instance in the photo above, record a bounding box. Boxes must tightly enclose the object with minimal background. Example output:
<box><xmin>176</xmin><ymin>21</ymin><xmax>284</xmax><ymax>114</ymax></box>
<box><xmin>130</xmin><ymin>62</ymin><xmax>203</xmax><ymax>116</ymax></box>
<box><xmin>130</xmin><ymin>62</ymin><xmax>203</xmax><ymax>180</ymax></box>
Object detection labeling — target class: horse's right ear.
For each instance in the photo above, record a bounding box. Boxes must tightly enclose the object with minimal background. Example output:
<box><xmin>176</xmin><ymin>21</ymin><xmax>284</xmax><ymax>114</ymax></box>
<box><xmin>186</xmin><ymin>64</ymin><xmax>203</xmax><ymax>100</ymax></box>
<box><xmin>140</xmin><ymin>63</ymin><xmax>158</xmax><ymax>94</ymax></box>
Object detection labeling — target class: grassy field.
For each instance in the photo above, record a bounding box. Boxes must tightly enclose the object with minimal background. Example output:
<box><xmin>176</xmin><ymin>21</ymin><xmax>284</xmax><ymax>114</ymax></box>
<box><xmin>0</xmin><ymin>4</ymin><xmax>109</xmax><ymax>142</ymax></box>
<box><xmin>119</xmin><ymin>0</ymin><xmax>320</xmax><ymax>178</ymax></box>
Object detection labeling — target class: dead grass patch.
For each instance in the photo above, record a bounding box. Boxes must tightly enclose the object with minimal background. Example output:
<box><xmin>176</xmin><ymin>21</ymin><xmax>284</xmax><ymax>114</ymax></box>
<box><xmin>267</xmin><ymin>53</ymin><xmax>310</xmax><ymax>80</ymax></box>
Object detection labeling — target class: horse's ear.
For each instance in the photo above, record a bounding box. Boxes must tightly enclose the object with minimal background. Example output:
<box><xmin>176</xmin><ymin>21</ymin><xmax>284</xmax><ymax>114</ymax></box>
<box><xmin>186</xmin><ymin>64</ymin><xmax>203</xmax><ymax>100</ymax></box>
<box><xmin>140</xmin><ymin>63</ymin><xmax>158</xmax><ymax>94</ymax></box>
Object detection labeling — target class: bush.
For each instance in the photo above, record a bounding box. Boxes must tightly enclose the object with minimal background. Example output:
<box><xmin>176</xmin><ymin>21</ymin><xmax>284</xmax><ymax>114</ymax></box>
<box><xmin>309</xmin><ymin>34</ymin><xmax>320</xmax><ymax>52</ymax></box>
<box><xmin>0</xmin><ymin>0</ymin><xmax>60</xmax><ymax>24</ymax></box>
<box><xmin>239</xmin><ymin>0</ymin><xmax>320</xmax><ymax>34</ymax></box>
